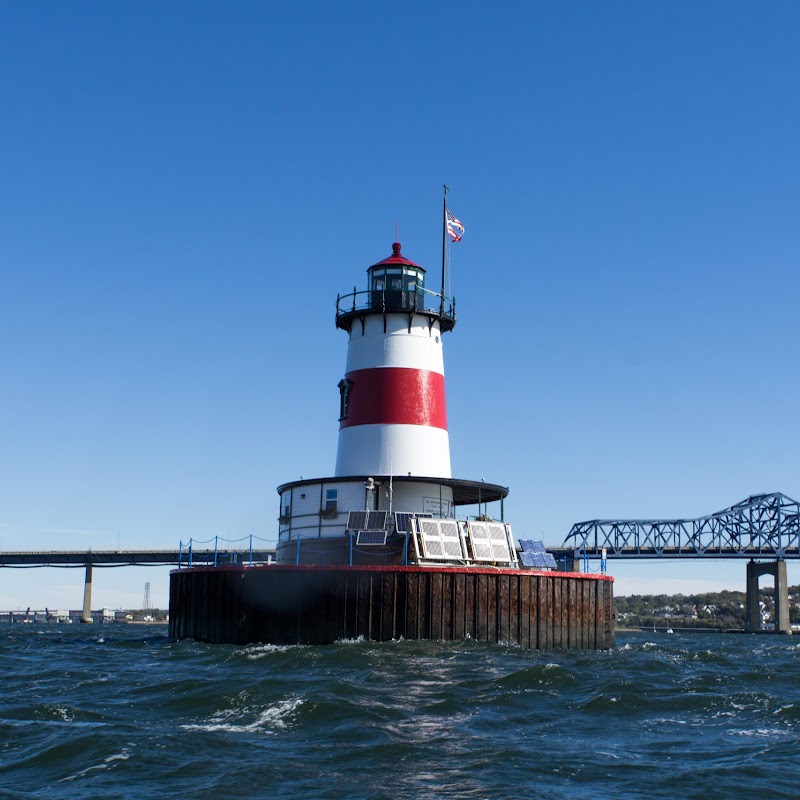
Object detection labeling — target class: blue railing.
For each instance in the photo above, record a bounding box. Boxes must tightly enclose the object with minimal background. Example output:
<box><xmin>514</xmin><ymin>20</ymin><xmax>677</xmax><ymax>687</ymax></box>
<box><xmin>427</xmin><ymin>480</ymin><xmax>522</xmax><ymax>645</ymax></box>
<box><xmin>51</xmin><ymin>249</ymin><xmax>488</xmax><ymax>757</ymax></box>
<box><xmin>177</xmin><ymin>533</ymin><xmax>409</xmax><ymax>568</ymax></box>
<box><xmin>277</xmin><ymin>535</ymin><xmax>409</xmax><ymax>566</ymax></box>
<box><xmin>177</xmin><ymin>534</ymin><xmax>277</xmax><ymax>568</ymax></box>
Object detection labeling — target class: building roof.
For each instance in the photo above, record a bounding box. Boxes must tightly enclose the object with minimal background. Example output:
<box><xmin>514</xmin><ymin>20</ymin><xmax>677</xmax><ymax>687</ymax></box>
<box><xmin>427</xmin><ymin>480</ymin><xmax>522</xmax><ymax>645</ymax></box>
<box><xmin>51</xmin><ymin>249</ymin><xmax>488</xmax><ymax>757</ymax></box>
<box><xmin>277</xmin><ymin>475</ymin><xmax>508</xmax><ymax>506</ymax></box>
<box><xmin>368</xmin><ymin>241</ymin><xmax>426</xmax><ymax>272</ymax></box>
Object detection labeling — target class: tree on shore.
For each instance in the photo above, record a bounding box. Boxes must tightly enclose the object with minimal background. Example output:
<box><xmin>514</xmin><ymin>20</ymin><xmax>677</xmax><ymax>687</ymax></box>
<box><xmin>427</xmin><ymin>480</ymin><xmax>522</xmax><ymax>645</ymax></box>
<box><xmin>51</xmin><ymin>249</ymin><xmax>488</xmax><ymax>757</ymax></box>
<box><xmin>615</xmin><ymin>585</ymin><xmax>800</xmax><ymax>629</ymax></box>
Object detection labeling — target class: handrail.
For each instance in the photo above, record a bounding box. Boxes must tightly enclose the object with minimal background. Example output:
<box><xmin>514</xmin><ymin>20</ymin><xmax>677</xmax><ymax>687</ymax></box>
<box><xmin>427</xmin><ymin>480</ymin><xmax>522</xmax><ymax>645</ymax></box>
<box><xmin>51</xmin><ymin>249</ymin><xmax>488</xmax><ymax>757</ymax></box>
<box><xmin>335</xmin><ymin>286</ymin><xmax>456</xmax><ymax>321</ymax></box>
<box><xmin>177</xmin><ymin>534</ymin><xmax>277</xmax><ymax>568</ymax></box>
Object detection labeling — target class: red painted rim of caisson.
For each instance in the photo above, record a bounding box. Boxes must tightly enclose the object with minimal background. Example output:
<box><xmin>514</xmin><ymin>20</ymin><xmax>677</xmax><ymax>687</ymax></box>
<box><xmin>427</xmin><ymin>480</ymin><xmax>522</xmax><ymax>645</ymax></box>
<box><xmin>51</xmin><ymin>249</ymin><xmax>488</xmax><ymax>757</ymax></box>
<box><xmin>170</xmin><ymin>563</ymin><xmax>614</xmax><ymax>582</ymax></box>
<box><xmin>340</xmin><ymin>367</ymin><xmax>447</xmax><ymax>430</ymax></box>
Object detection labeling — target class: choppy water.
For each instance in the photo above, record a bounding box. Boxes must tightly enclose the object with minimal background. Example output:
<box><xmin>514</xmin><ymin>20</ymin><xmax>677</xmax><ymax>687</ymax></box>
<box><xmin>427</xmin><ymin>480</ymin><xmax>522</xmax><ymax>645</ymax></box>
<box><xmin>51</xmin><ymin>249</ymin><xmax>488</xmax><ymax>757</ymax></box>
<box><xmin>1</xmin><ymin>625</ymin><xmax>798</xmax><ymax>800</ymax></box>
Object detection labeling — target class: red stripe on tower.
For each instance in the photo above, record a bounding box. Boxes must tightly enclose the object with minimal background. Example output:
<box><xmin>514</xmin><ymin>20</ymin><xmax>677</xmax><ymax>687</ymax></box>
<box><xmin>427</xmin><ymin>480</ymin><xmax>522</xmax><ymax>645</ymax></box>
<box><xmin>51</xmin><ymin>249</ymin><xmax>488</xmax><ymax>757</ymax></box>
<box><xmin>340</xmin><ymin>368</ymin><xmax>448</xmax><ymax>430</ymax></box>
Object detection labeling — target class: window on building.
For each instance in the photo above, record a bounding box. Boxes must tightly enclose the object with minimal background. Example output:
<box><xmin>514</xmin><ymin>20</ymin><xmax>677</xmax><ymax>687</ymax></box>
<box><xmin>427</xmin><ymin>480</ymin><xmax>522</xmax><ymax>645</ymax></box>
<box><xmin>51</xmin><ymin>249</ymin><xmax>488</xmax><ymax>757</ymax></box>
<box><xmin>325</xmin><ymin>489</ymin><xmax>338</xmax><ymax>513</ymax></box>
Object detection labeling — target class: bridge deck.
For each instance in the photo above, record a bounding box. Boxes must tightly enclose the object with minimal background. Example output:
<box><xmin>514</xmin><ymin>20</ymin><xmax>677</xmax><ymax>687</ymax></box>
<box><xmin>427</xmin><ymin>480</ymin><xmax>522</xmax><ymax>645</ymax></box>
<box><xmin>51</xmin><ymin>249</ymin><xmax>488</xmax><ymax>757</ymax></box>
<box><xmin>0</xmin><ymin>549</ymin><xmax>276</xmax><ymax>566</ymax></box>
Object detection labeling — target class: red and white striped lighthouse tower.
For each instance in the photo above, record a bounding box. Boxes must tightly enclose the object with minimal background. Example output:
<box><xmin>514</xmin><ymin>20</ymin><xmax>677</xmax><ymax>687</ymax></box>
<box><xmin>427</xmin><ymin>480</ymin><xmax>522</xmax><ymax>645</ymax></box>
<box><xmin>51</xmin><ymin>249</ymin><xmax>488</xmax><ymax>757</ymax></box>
<box><xmin>334</xmin><ymin>242</ymin><xmax>453</xmax><ymax>479</ymax></box>
<box><xmin>273</xmin><ymin>196</ymin><xmax>508</xmax><ymax>561</ymax></box>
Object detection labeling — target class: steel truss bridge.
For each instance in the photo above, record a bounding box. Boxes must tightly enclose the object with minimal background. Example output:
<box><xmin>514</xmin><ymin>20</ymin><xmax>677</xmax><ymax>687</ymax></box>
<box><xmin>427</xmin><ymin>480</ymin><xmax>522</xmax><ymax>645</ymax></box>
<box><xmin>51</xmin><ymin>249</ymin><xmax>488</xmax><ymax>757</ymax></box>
<box><xmin>561</xmin><ymin>493</ymin><xmax>800</xmax><ymax>559</ymax></box>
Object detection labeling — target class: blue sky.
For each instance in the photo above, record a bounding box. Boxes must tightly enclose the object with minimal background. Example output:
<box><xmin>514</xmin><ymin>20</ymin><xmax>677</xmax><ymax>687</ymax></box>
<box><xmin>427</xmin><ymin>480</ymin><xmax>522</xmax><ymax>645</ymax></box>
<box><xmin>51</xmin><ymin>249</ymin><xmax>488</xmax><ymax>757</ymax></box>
<box><xmin>2</xmin><ymin>2</ymin><xmax>799</xmax><ymax>609</ymax></box>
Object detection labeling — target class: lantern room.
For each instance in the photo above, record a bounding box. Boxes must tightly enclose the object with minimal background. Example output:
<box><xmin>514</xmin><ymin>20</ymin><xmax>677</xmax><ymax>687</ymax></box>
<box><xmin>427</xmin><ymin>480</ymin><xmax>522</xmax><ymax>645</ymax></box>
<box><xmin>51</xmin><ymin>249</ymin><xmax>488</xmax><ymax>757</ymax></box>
<box><xmin>368</xmin><ymin>242</ymin><xmax>426</xmax><ymax>311</ymax></box>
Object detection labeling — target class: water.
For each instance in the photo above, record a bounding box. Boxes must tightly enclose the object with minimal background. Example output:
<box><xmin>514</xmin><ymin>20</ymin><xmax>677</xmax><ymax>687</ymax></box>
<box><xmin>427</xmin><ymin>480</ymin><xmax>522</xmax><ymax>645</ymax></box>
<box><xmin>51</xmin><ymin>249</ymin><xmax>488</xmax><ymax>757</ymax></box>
<box><xmin>1</xmin><ymin>626</ymin><xmax>798</xmax><ymax>800</ymax></box>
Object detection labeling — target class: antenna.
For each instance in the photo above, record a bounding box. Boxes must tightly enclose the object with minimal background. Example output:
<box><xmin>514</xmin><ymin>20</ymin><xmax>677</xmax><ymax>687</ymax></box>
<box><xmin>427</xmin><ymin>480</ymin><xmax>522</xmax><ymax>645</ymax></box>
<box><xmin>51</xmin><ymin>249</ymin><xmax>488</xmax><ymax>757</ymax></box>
<box><xmin>441</xmin><ymin>185</ymin><xmax>449</xmax><ymax>311</ymax></box>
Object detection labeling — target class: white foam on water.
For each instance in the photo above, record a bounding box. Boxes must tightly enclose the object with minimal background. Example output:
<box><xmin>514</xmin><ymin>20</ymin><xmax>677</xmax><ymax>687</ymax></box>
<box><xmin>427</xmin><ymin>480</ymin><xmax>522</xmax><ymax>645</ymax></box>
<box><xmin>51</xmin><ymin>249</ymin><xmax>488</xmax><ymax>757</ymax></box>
<box><xmin>728</xmin><ymin>728</ymin><xmax>792</xmax><ymax>738</ymax></box>
<box><xmin>59</xmin><ymin>748</ymin><xmax>131</xmax><ymax>782</ymax></box>
<box><xmin>181</xmin><ymin>697</ymin><xmax>304</xmax><ymax>735</ymax></box>
<box><xmin>243</xmin><ymin>643</ymin><xmax>296</xmax><ymax>659</ymax></box>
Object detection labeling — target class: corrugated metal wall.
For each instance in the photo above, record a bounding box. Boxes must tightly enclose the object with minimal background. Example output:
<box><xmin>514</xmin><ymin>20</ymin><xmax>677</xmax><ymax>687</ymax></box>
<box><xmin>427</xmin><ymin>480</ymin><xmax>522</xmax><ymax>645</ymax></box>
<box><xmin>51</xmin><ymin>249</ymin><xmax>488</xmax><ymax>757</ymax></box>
<box><xmin>169</xmin><ymin>566</ymin><xmax>615</xmax><ymax>650</ymax></box>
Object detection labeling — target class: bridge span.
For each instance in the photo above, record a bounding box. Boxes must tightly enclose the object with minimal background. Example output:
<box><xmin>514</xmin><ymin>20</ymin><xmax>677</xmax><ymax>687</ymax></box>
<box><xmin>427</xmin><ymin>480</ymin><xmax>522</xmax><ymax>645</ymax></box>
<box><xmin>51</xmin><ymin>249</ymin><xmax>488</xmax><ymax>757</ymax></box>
<box><xmin>0</xmin><ymin>546</ymin><xmax>276</xmax><ymax>623</ymax></box>
<box><xmin>559</xmin><ymin>493</ymin><xmax>799</xmax><ymax>634</ymax></box>
<box><xmin>0</xmin><ymin>548</ymin><xmax>275</xmax><ymax>567</ymax></box>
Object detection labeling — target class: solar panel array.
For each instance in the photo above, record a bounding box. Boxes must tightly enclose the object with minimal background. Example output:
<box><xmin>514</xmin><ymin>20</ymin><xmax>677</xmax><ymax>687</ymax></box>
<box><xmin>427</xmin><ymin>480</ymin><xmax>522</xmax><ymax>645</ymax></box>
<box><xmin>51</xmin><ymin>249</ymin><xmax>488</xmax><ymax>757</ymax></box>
<box><xmin>356</xmin><ymin>530</ymin><xmax>388</xmax><ymax>546</ymax></box>
<box><xmin>411</xmin><ymin>518</ymin><xmax>465</xmax><ymax>562</ymax></box>
<box><xmin>346</xmin><ymin>510</ymin><xmax>388</xmax><ymax>531</ymax></box>
<box><xmin>517</xmin><ymin>539</ymin><xmax>558</xmax><ymax>570</ymax></box>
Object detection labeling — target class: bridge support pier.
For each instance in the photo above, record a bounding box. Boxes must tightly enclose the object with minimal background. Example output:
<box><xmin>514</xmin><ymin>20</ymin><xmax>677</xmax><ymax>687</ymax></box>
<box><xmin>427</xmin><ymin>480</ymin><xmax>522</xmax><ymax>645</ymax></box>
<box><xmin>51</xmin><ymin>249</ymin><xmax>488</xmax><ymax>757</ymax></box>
<box><xmin>81</xmin><ymin>562</ymin><xmax>93</xmax><ymax>624</ymax></box>
<box><xmin>746</xmin><ymin>560</ymin><xmax>790</xmax><ymax>634</ymax></box>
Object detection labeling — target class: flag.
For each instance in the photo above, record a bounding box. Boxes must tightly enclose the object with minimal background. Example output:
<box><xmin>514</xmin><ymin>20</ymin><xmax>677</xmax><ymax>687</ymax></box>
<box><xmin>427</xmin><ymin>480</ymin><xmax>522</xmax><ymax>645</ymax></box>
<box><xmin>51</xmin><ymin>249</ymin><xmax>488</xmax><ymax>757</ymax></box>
<box><xmin>446</xmin><ymin>207</ymin><xmax>464</xmax><ymax>242</ymax></box>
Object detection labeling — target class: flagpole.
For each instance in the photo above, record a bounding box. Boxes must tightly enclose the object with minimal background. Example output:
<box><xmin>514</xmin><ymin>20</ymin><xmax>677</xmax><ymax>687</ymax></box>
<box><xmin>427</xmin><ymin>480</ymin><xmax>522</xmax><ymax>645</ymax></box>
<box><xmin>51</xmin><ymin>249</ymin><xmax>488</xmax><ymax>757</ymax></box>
<box><xmin>441</xmin><ymin>184</ymin><xmax>448</xmax><ymax>312</ymax></box>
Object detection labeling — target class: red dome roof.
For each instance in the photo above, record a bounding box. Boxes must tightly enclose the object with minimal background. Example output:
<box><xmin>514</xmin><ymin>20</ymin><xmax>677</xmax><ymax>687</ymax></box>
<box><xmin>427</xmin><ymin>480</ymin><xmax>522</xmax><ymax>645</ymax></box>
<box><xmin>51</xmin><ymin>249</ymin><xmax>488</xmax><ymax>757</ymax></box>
<box><xmin>368</xmin><ymin>242</ymin><xmax>425</xmax><ymax>271</ymax></box>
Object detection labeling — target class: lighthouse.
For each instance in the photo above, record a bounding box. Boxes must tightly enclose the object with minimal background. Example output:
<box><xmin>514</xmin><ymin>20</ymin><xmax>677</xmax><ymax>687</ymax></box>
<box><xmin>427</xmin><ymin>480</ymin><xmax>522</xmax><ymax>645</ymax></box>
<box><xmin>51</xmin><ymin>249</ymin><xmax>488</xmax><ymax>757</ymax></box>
<box><xmin>169</xmin><ymin>201</ymin><xmax>616</xmax><ymax>649</ymax></box>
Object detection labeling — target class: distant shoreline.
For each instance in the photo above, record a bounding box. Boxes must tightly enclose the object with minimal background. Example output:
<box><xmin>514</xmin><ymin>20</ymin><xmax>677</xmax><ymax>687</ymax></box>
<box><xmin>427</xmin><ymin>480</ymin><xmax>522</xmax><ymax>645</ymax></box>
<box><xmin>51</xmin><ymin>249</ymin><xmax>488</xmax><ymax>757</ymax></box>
<box><xmin>617</xmin><ymin>626</ymin><xmax>748</xmax><ymax>634</ymax></box>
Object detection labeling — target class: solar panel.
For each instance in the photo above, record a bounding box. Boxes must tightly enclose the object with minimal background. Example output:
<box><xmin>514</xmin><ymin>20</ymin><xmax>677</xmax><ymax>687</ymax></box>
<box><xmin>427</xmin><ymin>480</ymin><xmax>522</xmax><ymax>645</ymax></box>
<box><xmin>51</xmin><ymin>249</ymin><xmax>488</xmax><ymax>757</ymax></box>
<box><xmin>488</xmin><ymin>523</ymin><xmax>512</xmax><ymax>561</ymax></box>
<box><xmin>356</xmin><ymin>531</ymin><xmax>388</xmax><ymax>546</ymax></box>
<box><xmin>366</xmin><ymin>510</ymin><xmax>387</xmax><ymax>531</ymax></box>
<box><xmin>417</xmin><ymin>519</ymin><xmax>465</xmax><ymax>561</ymax></box>
<box><xmin>518</xmin><ymin>539</ymin><xmax>546</xmax><ymax>553</ymax></box>
<box><xmin>346</xmin><ymin>510</ymin><xmax>387</xmax><ymax>531</ymax></box>
<box><xmin>394</xmin><ymin>512</ymin><xmax>413</xmax><ymax>533</ymax></box>
<box><xmin>347</xmin><ymin>510</ymin><xmax>368</xmax><ymax>531</ymax></box>
<box><xmin>466</xmin><ymin>521</ymin><xmax>515</xmax><ymax>563</ymax></box>
<box><xmin>520</xmin><ymin>551</ymin><xmax>546</xmax><ymax>568</ymax></box>
<box><xmin>467</xmin><ymin>521</ymin><xmax>494</xmax><ymax>561</ymax></box>
<box><xmin>519</xmin><ymin>551</ymin><xmax>558</xmax><ymax>569</ymax></box>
